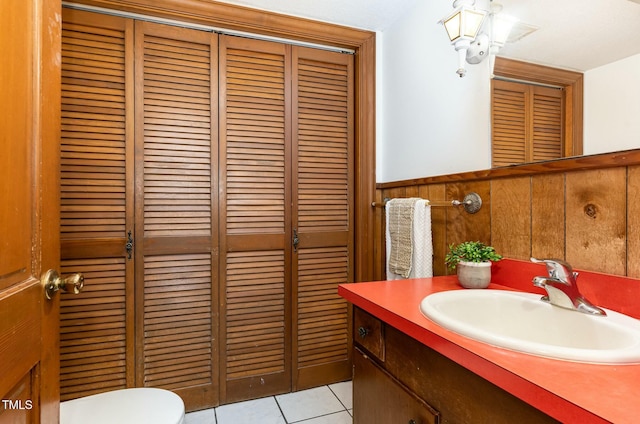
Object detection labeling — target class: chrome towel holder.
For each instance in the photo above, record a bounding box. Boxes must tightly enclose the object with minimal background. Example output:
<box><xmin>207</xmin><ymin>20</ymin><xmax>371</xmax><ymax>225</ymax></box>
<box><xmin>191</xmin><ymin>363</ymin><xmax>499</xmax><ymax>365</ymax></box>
<box><xmin>371</xmin><ymin>192</ymin><xmax>482</xmax><ymax>214</ymax></box>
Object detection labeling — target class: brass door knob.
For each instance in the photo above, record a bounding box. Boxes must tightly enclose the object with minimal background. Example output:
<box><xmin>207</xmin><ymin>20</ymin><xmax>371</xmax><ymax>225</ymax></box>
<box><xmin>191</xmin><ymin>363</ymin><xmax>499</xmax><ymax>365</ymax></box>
<box><xmin>42</xmin><ymin>269</ymin><xmax>84</xmax><ymax>300</ymax></box>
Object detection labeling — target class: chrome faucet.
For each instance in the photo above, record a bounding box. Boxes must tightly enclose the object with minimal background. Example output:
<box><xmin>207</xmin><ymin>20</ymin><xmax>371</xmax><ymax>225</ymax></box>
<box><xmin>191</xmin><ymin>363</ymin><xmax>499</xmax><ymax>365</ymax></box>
<box><xmin>530</xmin><ymin>258</ymin><xmax>606</xmax><ymax>316</ymax></box>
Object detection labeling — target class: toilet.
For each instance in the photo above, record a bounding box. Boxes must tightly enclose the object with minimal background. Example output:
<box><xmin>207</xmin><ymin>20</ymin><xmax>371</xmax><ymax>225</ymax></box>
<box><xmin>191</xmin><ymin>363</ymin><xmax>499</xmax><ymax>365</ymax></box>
<box><xmin>60</xmin><ymin>388</ymin><xmax>185</xmax><ymax>424</ymax></box>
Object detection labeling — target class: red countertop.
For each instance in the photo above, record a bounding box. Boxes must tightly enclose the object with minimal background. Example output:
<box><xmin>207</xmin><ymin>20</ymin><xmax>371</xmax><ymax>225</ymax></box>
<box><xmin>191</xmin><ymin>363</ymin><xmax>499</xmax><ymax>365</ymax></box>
<box><xmin>338</xmin><ymin>259</ymin><xmax>640</xmax><ymax>424</ymax></box>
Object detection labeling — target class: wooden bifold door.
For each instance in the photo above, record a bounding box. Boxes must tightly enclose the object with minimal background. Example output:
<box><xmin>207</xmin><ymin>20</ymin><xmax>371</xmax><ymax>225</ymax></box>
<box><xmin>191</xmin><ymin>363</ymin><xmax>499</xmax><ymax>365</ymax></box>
<box><xmin>60</xmin><ymin>8</ymin><xmax>353</xmax><ymax>410</ymax></box>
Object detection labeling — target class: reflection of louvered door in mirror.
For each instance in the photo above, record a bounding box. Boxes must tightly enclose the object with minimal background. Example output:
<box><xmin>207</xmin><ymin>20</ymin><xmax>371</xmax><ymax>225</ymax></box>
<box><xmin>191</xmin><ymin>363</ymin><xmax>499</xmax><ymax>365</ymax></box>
<box><xmin>492</xmin><ymin>79</ymin><xmax>564</xmax><ymax>167</ymax></box>
<box><xmin>134</xmin><ymin>21</ymin><xmax>218</xmax><ymax>410</ymax></box>
<box><xmin>292</xmin><ymin>47</ymin><xmax>354</xmax><ymax>391</ymax></box>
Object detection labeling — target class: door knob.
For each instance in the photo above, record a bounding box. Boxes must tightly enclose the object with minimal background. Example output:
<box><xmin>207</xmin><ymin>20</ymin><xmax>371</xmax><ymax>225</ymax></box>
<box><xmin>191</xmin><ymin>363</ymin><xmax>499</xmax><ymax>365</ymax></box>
<box><xmin>42</xmin><ymin>269</ymin><xmax>84</xmax><ymax>300</ymax></box>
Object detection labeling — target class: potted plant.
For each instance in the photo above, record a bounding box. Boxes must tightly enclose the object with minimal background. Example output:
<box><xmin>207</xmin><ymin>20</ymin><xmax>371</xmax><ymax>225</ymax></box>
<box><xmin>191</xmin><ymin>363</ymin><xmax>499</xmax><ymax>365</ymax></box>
<box><xmin>445</xmin><ymin>241</ymin><xmax>502</xmax><ymax>289</ymax></box>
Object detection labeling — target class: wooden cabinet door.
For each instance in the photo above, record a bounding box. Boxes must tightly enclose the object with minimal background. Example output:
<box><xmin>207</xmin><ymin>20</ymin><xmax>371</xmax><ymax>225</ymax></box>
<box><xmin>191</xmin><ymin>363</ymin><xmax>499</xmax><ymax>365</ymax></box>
<box><xmin>353</xmin><ymin>349</ymin><xmax>440</xmax><ymax>424</ymax></box>
<box><xmin>0</xmin><ymin>0</ymin><xmax>61</xmax><ymax>422</ymax></box>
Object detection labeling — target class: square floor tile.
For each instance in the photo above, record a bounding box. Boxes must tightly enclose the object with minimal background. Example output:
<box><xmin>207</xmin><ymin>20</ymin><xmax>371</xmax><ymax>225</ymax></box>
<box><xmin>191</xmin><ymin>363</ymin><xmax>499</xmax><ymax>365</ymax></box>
<box><xmin>276</xmin><ymin>386</ymin><xmax>345</xmax><ymax>423</ymax></box>
<box><xmin>184</xmin><ymin>408</ymin><xmax>216</xmax><ymax>424</ymax></box>
<box><xmin>329</xmin><ymin>381</ymin><xmax>352</xmax><ymax>410</ymax></box>
<box><xmin>297</xmin><ymin>410</ymin><xmax>352</xmax><ymax>424</ymax></box>
<box><xmin>216</xmin><ymin>396</ymin><xmax>285</xmax><ymax>424</ymax></box>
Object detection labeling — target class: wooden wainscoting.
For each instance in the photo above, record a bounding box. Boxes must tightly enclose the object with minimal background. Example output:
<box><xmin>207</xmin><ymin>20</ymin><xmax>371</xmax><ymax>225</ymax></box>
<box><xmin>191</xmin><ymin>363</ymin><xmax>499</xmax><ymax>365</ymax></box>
<box><xmin>376</xmin><ymin>150</ymin><xmax>640</xmax><ymax>279</ymax></box>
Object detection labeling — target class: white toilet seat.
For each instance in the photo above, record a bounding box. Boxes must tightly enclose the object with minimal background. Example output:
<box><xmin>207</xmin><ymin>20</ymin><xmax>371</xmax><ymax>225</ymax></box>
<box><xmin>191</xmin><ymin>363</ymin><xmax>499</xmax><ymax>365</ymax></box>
<box><xmin>60</xmin><ymin>388</ymin><xmax>185</xmax><ymax>424</ymax></box>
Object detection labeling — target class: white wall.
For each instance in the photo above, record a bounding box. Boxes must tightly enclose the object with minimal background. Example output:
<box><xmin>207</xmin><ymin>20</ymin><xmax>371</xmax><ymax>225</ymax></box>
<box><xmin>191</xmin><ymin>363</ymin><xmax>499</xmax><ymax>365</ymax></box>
<box><xmin>584</xmin><ymin>53</ymin><xmax>640</xmax><ymax>155</ymax></box>
<box><xmin>377</xmin><ymin>1</ymin><xmax>492</xmax><ymax>183</ymax></box>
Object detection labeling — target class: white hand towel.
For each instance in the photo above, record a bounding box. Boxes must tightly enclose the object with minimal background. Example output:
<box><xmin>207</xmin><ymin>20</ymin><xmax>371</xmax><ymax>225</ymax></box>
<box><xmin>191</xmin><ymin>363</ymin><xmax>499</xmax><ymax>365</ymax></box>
<box><xmin>411</xmin><ymin>199</ymin><xmax>433</xmax><ymax>278</ymax></box>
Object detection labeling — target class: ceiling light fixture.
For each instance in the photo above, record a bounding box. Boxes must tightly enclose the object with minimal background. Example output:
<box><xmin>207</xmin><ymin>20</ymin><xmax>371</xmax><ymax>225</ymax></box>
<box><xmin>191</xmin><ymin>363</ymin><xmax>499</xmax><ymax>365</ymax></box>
<box><xmin>439</xmin><ymin>0</ymin><xmax>516</xmax><ymax>78</ymax></box>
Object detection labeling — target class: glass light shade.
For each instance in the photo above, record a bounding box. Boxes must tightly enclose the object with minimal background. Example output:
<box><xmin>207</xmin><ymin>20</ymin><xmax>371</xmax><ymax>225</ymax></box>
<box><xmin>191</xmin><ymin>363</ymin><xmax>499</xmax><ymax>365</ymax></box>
<box><xmin>442</xmin><ymin>6</ymin><xmax>487</xmax><ymax>42</ymax></box>
<box><xmin>492</xmin><ymin>14</ymin><xmax>517</xmax><ymax>46</ymax></box>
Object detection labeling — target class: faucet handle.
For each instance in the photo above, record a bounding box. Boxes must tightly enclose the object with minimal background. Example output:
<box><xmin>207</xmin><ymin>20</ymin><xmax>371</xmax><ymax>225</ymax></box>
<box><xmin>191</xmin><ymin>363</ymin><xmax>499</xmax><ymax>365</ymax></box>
<box><xmin>530</xmin><ymin>258</ymin><xmax>576</xmax><ymax>283</ymax></box>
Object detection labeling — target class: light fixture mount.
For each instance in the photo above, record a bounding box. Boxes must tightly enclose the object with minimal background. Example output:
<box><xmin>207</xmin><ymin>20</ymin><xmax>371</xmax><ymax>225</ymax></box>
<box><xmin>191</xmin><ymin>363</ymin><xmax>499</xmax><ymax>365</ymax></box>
<box><xmin>439</xmin><ymin>0</ymin><xmax>516</xmax><ymax>77</ymax></box>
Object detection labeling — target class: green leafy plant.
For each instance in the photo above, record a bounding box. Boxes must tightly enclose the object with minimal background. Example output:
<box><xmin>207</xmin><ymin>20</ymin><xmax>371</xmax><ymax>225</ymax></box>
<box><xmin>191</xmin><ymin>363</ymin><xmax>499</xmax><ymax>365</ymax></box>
<box><xmin>445</xmin><ymin>241</ymin><xmax>502</xmax><ymax>270</ymax></box>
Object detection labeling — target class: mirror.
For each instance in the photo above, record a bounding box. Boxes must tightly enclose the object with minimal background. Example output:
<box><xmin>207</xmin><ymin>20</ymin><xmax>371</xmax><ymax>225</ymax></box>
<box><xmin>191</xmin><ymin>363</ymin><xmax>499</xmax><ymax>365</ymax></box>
<box><xmin>493</xmin><ymin>0</ymin><xmax>640</xmax><ymax>160</ymax></box>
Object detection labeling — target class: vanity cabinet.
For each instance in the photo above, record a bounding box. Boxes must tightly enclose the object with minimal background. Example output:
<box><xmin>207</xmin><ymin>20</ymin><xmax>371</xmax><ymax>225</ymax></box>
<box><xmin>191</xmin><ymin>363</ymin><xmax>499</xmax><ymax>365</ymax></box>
<box><xmin>352</xmin><ymin>308</ymin><xmax>559</xmax><ymax>424</ymax></box>
<box><xmin>354</xmin><ymin>348</ymin><xmax>439</xmax><ymax>424</ymax></box>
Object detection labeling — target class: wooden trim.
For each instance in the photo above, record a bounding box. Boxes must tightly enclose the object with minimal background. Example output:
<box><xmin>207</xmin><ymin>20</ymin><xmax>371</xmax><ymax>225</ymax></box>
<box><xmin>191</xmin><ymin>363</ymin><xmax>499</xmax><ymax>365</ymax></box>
<box><xmin>40</xmin><ymin>0</ymin><xmax>63</xmax><ymax>420</ymax></box>
<box><xmin>493</xmin><ymin>57</ymin><xmax>583</xmax><ymax>159</ymax></box>
<box><xmin>354</xmin><ymin>35</ymin><xmax>377</xmax><ymax>283</ymax></box>
<box><xmin>67</xmin><ymin>0</ymin><xmax>372</xmax><ymax>48</ymax></box>
<box><xmin>377</xmin><ymin>149</ymin><xmax>640</xmax><ymax>188</ymax></box>
<box><xmin>493</xmin><ymin>57</ymin><xmax>583</xmax><ymax>86</ymax></box>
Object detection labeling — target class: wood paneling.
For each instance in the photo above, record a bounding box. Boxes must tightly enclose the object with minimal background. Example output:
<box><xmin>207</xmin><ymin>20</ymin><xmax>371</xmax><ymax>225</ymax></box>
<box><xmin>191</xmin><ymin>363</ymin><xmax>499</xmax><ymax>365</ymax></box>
<box><xmin>628</xmin><ymin>166</ymin><xmax>640</xmax><ymax>278</ymax></box>
<box><xmin>491</xmin><ymin>177</ymin><xmax>531</xmax><ymax>260</ymax></box>
<box><xmin>377</xmin><ymin>152</ymin><xmax>640</xmax><ymax>279</ymax></box>
<box><xmin>531</xmin><ymin>174</ymin><xmax>565</xmax><ymax>259</ymax></box>
<box><xmin>445</xmin><ymin>181</ymin><xmax>491</xmax><ymax>250</ymax></box>
<box><xmin>565</xmin><ymin>169</ymin><xmax>626</xmax><ymax>275</ymax></box>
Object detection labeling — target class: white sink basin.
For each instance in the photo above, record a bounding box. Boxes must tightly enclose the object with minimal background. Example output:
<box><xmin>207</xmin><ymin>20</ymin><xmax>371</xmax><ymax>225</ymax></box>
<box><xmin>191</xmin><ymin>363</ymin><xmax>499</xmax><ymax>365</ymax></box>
<box><xmin>420</xmin><ymin>289</ymin><xmax>640</xmax><ymax>363</ymax></box>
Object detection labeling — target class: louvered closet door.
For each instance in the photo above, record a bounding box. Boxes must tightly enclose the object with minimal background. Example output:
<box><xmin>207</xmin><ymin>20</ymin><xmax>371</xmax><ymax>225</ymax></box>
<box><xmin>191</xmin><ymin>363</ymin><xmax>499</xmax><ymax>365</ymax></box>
<box><xmin>219</xmin><ymin>35</ymin><xmax>292</xmax><ymax>403</ymax></box>
<box><xmin>292</xmin><ymin>47</ymin><xmax>354</xmax><ymax>389</ymax></box>
<box><xmin>492</xmin><ymin>79</ymin><xmax>527</xmax><ymax>167</ymax></box>
<box><xmin>492</xmin><ymin>79</ymin><xmax>564</xmax><ymax>166</ymax></box>
<box><xmin>531</xmin><ymin>85</ymin><xmax>563</xmax><ymax>162</ymax></box>
<box><xmin>134</xmin><ymin>21</ymin><xmax>218</xmax><ymax>410</ymax></box>
<box><xmin>60</xmin><ymin>9</ymin><xmax>135</xmax><ymax>401</ymax></box>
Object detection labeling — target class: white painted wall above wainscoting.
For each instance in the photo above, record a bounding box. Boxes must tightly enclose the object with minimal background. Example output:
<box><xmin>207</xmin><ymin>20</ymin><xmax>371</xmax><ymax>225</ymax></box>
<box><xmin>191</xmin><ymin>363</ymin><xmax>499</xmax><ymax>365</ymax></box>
<box><xmin>584</xmin><ymin>53</ymin><xmax>640</xmax><ymax>155</ymax></box>
<box><xmin>377</xmin><ymin>0</ymin><xmax>491</xmax><ymax>183</ymax></box>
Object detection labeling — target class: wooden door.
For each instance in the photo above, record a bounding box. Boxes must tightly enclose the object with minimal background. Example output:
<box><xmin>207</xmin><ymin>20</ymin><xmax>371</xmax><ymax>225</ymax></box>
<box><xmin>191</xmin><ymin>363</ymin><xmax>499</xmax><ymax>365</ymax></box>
<box><xmin>0</xmin><ymin>0</ymin><xmax>62</xmax><ymax>422</ymax></box>
<box><xmin>218</xmin><ymin>35</ymin><xmax>293</xmax><ymax>404</ymax></box>
<box><xmin>218</xmin><ymin>38</ymin><xmax>355</xmax><ymax>402</ymax></box>
<box><xmin>134</xmin><ymin>20</ymin><xmax>219</xmax><ymax>410</ymax></box>
<box><xmin>60</xmin><ymin>9</ymin><xmax>220</xmax><ymax>411</ymax></box>
<box><xmin>291</xmin><ymin>47</ymin><xmax>354</xmax><ymax>389</ymax></box>
<box><xmin>59</xmin><ymin>8</ymin><xmax>135</xmax><ymax>401</ymax></box>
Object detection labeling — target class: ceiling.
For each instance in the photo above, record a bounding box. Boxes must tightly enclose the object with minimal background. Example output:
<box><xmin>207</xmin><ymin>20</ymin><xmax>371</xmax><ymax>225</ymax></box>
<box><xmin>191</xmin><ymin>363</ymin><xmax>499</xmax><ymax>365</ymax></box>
<box><xmin>212</xmin><ymin>0</ymin><xmax>640</xmax><ymax>71</ymax></box>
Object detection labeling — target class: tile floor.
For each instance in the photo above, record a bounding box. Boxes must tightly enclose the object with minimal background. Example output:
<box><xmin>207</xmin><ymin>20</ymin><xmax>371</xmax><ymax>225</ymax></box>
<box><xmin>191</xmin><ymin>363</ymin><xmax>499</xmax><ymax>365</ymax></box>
<box><xmin>184</xmin><ymin>381</ymin><xmax>352</xmax><ymax>424</ymax></box>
